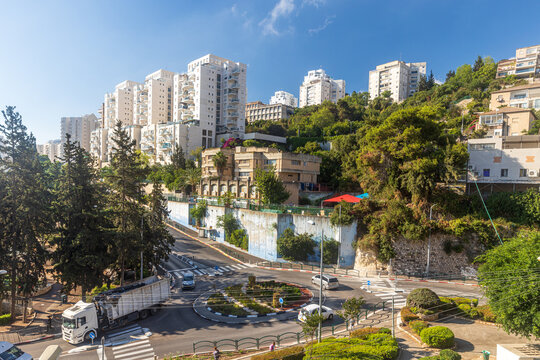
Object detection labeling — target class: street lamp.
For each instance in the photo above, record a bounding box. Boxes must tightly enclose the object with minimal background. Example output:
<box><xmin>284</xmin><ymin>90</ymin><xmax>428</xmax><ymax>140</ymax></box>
<box><xmin>425</xmin><ymin>204</ymin><xmax>437</xmax><ymax>276</ymax></box>
<box><xmin>307</xmin><ymin>220</ymin><xmax>323</xmax><ymax>343</ymax></box>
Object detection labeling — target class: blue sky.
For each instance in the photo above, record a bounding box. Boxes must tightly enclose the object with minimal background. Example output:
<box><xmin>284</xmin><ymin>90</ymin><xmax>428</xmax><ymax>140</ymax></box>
<box><xmin>1</xmin><ymin>0</ymin><xmax>539</xmax><ymax>143</ymax></box>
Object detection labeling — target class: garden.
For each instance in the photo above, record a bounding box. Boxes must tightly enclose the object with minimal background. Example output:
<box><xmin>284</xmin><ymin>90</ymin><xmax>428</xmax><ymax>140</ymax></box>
<box><xmin>206</xmin><ymin>276</ymin><xmax>310</xmax><ymax>317</ymax></box>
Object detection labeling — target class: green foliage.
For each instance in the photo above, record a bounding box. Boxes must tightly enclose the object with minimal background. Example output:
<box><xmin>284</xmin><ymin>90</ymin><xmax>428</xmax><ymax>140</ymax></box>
<box><xmin>305</xmin><ymin>332</ymin><xmax>398</xmax><ymax>360</ymax></box>
<box><xmin>0</xmin><ymin>314</ymin><xmax>12</xmax><ymax>326</ymax></box>
<box><xmin>329</xmin><ymin>201</ymin><xmax>355</xmax><ymax>226</ymax></box>
<box><xmin>406</xmin><ymin>288</ymin><xmax>440</xmax><ymax>309</ymax></box>
<box><xmin>276</xmin><ymin>228</ymin><xmax>316</xmax><ymax>261</ymax></box>
<box><xmin>228</xmin><ymin>229</ymin><xmax>248</xmax><ymax>250</ymax></box>
<box><xmin>190</xmin><ymin>201</ymin><xmax>207</xmax><ymax>227</ymax></box>
<box><xmin>338</xmin><ymin>296</ymin><xmax>365</xmax><ymax>333</ymax></box>
<box><xmin>254</xmin><ymin>166</ymin><xmax>290</xmax><ymax>204</ymax></box>
<box><xmin>439</xmin><ymin>349</ymin><xmax>462</xmax><ymax>360</ymax></box>
<box><xmin>410</xmin><ymin>320</ymin><xmax>429</xmax><ymax>335</ymax></box>
<box><xmin>207</xmin><ymin>293</ymin><xmax>249</xmax><ymax>316</ymax></box>
<box><xmin>401</xmin><ymin>307</ymin><xmax>419</xmax><ymax>323</ymax></box>
<box><xmin>420</xmin><ymin>326</ymin><xmax>455</xmax><ymax>349</ymax></box>
<box><xmin>350</xmin><ymin>327</ymin><xmax>382</xmax><ymax>339</ymax></box>
<box><xmin>212</xmin><ymin>151</ymin><xmax>228</xmax><ymax>175</ymax></box>
<box><xmin>216</xmin><ymin>213</ymin><xmax>240</xmax><ymax>242</ymax></box>
<box><xmin>477</xmin><ymin>231</ymin><xmax>540</xmax><ymax>337</ymax></box>
<box><xmin>251</xmin><ymin>346</ymin><xmax>304</xmax><ymax>360</ymax></box>
<box><xmin>322</xmin><ymin>238</ymin><xmax>339</xmax><ymax>264</ymax></box>
<box><xmin>476</xmin><ymin>305</ymin><xmax>496</xmax><ymax>323</ymax></box>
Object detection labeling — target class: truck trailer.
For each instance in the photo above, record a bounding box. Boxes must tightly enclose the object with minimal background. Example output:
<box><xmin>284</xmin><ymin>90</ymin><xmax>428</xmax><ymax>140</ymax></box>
<box><xmin>62</xmin><ymin>276</ymin><xmax>170</xmax><ymax>344</ymax></box>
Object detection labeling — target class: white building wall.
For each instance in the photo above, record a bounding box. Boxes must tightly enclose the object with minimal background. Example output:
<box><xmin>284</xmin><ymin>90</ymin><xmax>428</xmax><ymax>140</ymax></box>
<box><xmin>299</xmin><ymin>69</ymin><xmax>345</xmax><ymax>107</ymax></box>
<box><xmin>368</xmin><ymin>61</ymin><xmax>426</xmax><ymax>102</ymax></box>
<box><xmin>270</xmin><ymin>91</ymin><xmax>298</xmax><ymax>108</ymax></box>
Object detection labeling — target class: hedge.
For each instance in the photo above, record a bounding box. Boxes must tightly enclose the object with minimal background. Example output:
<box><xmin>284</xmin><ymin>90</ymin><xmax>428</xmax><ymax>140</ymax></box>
<box><xmin>407</xmin><ymin>288</ymin><xmax>440</xmax><ymax>309</ymax></box>
<box><xmin>0</xmin><ymin>314</ymin><xmax>12</xmax><ymax>326</ymax></box>
<box><xmin>409</xmin><ymin>320</ymin><xmax>429</xmax><ymax>335</ymax></box>
<box><xmin>420</xmin><ymin>326</ymin><xmax>455</xmax><ymax>349</ymax></box>
<box><xmin>419</xmin><ymin>349</ymin><xmax>461</xmax><ymax>360</ymax></box>
<box><xmin>306</xmin><ymin>333</ymin><xmax>398</xmax><ymax>360</ymax></box>
<box><xmin>350</xmin><ymin>327</ymin><xmax>383</xmax><ymax>339</ymax></box>
<box><xmin>476</xmin><ymin>305</ymin><xmax>496</xmax><ymax>322</ymax></box>
<box><xmin>252</xmin><ymin>346</ymin><xmax>304</xmax><ymax>360</ymax></box>
<box><xmin>401</xmin><ymin>307</ymin><xmax>419</xmax><ymax>324</ymax></box>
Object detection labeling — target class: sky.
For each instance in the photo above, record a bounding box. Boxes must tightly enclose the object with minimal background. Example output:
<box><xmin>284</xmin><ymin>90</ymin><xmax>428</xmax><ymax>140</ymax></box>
<box><xmin>1</xmin><ymin>0</ymin><xmax>539</xmax><ymax>143</ymax></box>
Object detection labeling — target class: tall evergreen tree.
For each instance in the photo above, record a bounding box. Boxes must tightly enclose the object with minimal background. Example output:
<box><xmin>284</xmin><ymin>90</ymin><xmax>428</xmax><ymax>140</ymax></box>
<box><xmin>106</xmin><ymin>121</ymin><xmax>149</xmax><ymax>285</ymax></box>
<box><xmin>427</xmin><ymin>70</ymin><xmax>435</xmax><ymax>90</ymax></box>
<box><xmin>473</xmin><ymin>55</ymin><xmax>484</xmax><ymax>72</ymax></box>
<box><xmin>418</xmin><ymin>74</ymin><xmax>428</xmax><ymax>91</ymax></box>
<box><xmin>170</xmin><ymin>144</ymin><xmax>186</xmax><ymax>170</ymax></box>
<box><xmin>445</xmin><ymin>70</ymin><xmax>456</xmax><ymax>82</ymax></box>
<box><xmin>50</xmin><ymin>134</ymin><xmax>113</xmax><ymax>300</ymax></box>
<box><xmin>0</xmin><ymin>106</ymin><xmax>49</xmax><ymax>321</ymax></box>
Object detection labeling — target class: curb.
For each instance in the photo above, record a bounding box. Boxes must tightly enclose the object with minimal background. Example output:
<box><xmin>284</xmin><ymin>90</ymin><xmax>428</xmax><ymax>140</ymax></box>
<box><xmin>14</xmin><ymin>333</ymin><xmax>61</xmax><ymax>345</ymax></box>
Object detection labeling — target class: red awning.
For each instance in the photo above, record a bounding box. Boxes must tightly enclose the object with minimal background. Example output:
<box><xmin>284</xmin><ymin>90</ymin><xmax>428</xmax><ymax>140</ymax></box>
<box><xmin>322</xmin><ymin>194</ymin><xmax>361</xmax><ymax>204</ymax></box>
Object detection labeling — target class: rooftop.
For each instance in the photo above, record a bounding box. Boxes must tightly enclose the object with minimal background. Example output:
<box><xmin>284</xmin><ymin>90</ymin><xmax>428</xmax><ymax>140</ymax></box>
<box><xmin>491</xmin><ymin>83</ymin><xmax>540</xmax><ymax>94</ymax></box>
<box><xmin>480</xmin><ymin>106</ymin><xmax>536</xmax><ymax>115</ymax></box>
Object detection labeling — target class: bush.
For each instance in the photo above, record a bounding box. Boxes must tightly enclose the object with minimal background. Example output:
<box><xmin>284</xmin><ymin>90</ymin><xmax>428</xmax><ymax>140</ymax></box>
<box><xmin>451</xmin><ymin>297</ymin><xmax>477</xmax><ymax>307</ymax></box>
<box><xmin>420</xmin><ymin>326</ymin><xmax>455</xmax><ymax>349</ymax></box>
<box><xmin>407</xmin><ymin>288</ymin><xmax>440</xmax><ymax>309</ymax></box>
<box><xmin>252</xmin><ymin>346</ymin><xmax>304</xmax><ymax>360</ymax></box>
<box><xmin>439</xmin><ymin>349</ymin><xmax>461</xmax><ymax>360</ymax></box>
<box><xmin>410</xmin><ymin>320</ymin><xmax>429</xmax><ymax>335</ymax></box>
<box><xmin>0</xmin><ymin>314</ymin><xmax>12</xmax><ymax>326</ymax></box>
<box><xmin>306</xmin><ymin>334</ymin><xmax>398</xmax><ymax>360</ymax></box>
<box><xmin>350</xmin><ymin>327</ymin><xmax>381</xmax><ymax>339</ymax></box>
<box><xmin>228</xmin><ymin>228</ymin><xmax>249</xmax><ymax>250</ymax></box>
<box><xmin>401</xmin><ymin>307</ymin><xmax>419</xmax><ymax>324</ymax></box>
<box><xmin>477</xmin><ymin>305</ymin><xmax>496</xmax><ymax>322</ymax></box>
<box><xmin>457</xmin><ymin>303</ymin><xmax>471</xmax><ymax>313</ymax></box>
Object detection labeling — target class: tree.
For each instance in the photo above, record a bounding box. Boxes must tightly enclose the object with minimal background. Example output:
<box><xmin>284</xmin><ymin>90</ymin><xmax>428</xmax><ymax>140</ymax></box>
<box><xmin>184</xmin><ymin>166</ymin><xmax>202</xmax><ymax>195</ymax></box>
<box><xmin>445</xmin><ymin>70</ymin><xmax>455</xmax><ymax>82</ymax></box>
<box><xmin>473</xmin><ymin>56</ymin><xmax>484</xmax><ymax>72</ymax></box>
<box><xmin>337</xmin><ymin>296</ymin><xmax>365</xmax><ymax>333</ymax></box>
<box><xmin>50</xmin><ymin>135</ymin><xmax>113</xmax><ymax>301</ymax></box>
<box><xmin>301</xmin><ymin>311</ymin><xmax>324</xmax><ymax>355</ymax></box>
<box><xmin>427</xmin><ymin>71</ymin><xmax>435</xmax><ymax>90</ymax></box>
<box><xmin>418</xmin><ymin>74</ymin><xmax>428</xmax><ymax>91</ymax></box>
<box><xmin>277</xmin><ymin>228</ymin><xmax>316</xmax><ymax>261</ymax></box>
<box><xmin>216</xmin><ymin>213</ymin><xmax>239</xmax><ymax>242</ymax></box>
<box><xmin>323</xmin><ymin>238</ymin><xmax>339</xmax><ymax>265</ymax></box>
<box><xmin>477</xmin><ymin>231</ymin><xmax>540</xmax><ymax>338</ymax></box>
<box><xmin>254</xmin><ymin>165</ymin><xmax>290</xmax><ymax>204</ymax></box>
<box><xmin>190</xmin><ymin>146</ymin><xmax>203</xmax><ymax>167</ymax></box>
<box><xmin>170</xmin><ymin>144</ymin><xmax>186</xmax><ymax>170</ymax></box>
<box><xmin>212</xmin><ymin>151</ymin><xmax>227</xmax><ymax>176</ymax></box>
<box><xmin>190</xmin><ymin>200</ymin><xmax>207</xmax><ymax>227</ymax></box>
<box><xmin>0</xmin><ymin>106</ymin><xmax>49</xmax><ymax>321</ymax></box>
<box><xmin>106</xmin><ymin>121</ymin><xmax>149</xmax><ymax>286</ymax></box>
<box><xmin>330</xmin><ymin>201</ymin><xmax>356</xmax><ymax>226</ymax></box>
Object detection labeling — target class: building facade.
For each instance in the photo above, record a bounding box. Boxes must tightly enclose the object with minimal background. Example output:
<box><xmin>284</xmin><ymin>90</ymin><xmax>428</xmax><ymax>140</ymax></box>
<box><xmin>90</xmin><ymin>54</ymin><xmax>247</xmax><ymax>166</ymax></box>
<box><xmin>496</xmin><ymin>44</ymin><xmax>540</xmax><ymax>79</ymax></box>
<box><xmin>299</xmin><ymin>69</ymin><xmax>345</xmax><ymax>107</ymax></box>
<box><xmin>490</xmin><ymin>83</ymin><xmax>540</xmax><ymax>111</ymax></box>
<box><xmin>199</xmin><ymin>147</ymin><xmax>321</xmax><ymax>204</ymax></box>
<box><xmin>368</xmin><ymin>60</ymin><xmax>426</xmax><ymax>102</ymax></box>
<box><xmin>60</xmin><ymin>114</ymin><xmax>99</xmax><ymax>152</ymax></box>
<box><xmin>37</xmin><ymin>139</ymin><xmax>62</xmax><ymax>162</ymax></box>
<box><xmin>476</xmin><ymin>107</ymin><xmax>537</xmax><ymax>137</ymax></box>
<box><xmin>467</xmin><ymin>136</ymin><xmax>540</xmax><ymax>195</ymax></box>
<box><xmin>245</xmin><ymin>101</ymin><xmax>295</xmax><ymax>123</ymax></box>
<box><xmin>270</xmin><ymin>91</ymin><xmax>298</xmax><ymax>108</ymax></box>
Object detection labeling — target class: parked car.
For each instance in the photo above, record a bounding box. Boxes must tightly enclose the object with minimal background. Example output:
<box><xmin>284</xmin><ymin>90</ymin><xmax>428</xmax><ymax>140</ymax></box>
<box><xmin>298</xmin><ymin>304</ymin><xmax>334</xmax><ymax>322</ymax></box>
<box><xmin>181</xmin><ymin>272</ymin><xmax>196</xmax><ymax>290</ymax></box>
<box><xmin>0</xmin><ymin>341</ymin><xmax>33</xmax><ymax>360</ymax></box>
<box><xmin>311</xmin><ymin>274</ymin><xmax>339</xmax><ymax>289</ymax></box>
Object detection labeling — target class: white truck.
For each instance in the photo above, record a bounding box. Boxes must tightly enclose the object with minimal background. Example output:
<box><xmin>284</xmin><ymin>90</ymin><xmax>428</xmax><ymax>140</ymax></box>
<box><xmin>61</xmin><ymin>276</ymin><xmax>170</xmax><ymax>344</ymax></box>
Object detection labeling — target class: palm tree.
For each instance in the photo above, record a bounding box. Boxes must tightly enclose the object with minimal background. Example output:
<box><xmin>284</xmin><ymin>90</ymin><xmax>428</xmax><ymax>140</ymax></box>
<box><xmin>212</xmin><ymin>151</ymin><xmax>228</xmax><ymax>176</ymax></box>
<box><xmin>184</xmin><ymin>167</ymin><xmax>202</xmax><ymax>194</ymax></box>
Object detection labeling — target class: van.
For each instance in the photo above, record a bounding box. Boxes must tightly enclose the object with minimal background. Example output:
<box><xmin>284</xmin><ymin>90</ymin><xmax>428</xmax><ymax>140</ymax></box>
<box><xmin>0</xmin><ymin>341</ymin><xmax>33</xmax><ymax>360</ymax></box>
<box><xmin>181</xmin><ymin>272</ymin><xmax>195</xmax><ymax>290</ymax></box>
<box><xmin>311</xmin><ymin>274</ymin><xmax>339</xmax><ymax>289</ymax></box>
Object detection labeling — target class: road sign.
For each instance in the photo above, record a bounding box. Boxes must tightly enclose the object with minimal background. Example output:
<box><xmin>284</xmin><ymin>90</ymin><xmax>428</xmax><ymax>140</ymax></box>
<box><xmin>367</xmin><ymin>280</ymin><xmax>371</xmax><ymax>286</ymax></box>
<box><xmin>214</xmin><ymin>266</ymin><xmax>219</xmax><ymax>271</ymax></box>
<box><xmin>279</xmin><ymin>297</ymin><xmax>284</xmax><ymax>304</ymax></box>
<box><xmin>88</xmin><ymin>331</ymin><xmax>96</xmax><ymax>339</ymax></box>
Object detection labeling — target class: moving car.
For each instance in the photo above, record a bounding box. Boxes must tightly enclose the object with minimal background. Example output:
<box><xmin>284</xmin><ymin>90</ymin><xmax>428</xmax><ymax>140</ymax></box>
<box><xmin>181</xmin><ymin>272</ymin><xmax>196</xmax><ymax>290</ymax></box>
<box><xmin>0</xmin><ymin>341</ymin><xmax>33</xmax><ymax>360</ymax></box>
<box><xmin>297</xmin><ymin>304</ymin><xmax>334</xmax><ymax>322</ymax></box>
<box><xmin>311</xmin><ymin>274</ymin><xmax>339</xmax><ymax>289</ymax></box>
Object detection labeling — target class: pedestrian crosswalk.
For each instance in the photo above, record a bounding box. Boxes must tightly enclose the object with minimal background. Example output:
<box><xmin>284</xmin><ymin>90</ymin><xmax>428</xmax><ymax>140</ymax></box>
<box><xmin>112</xmin><ymin>338</ymin><xmax>155</xmax><ymax>360</ymax></box>
<box><xmin>377</xmin><ymin>292</ymin><xmax>407</xmax><ymax>308</ymax></box>
<box><xmin>170</xmin><ymin>263</ymin><xmax>250</xmax><ymax>278</ymax></box>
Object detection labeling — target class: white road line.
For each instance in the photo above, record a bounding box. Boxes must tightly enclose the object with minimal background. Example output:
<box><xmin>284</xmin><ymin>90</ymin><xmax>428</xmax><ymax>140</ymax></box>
<box><xmin>112</xmin><ymin>339</ymin><xmax>150</xmax><ymax>350</ymax></box>
<box><xmin>114</xmin><ymin>349</ymin><xmax>155</xmax><ymax>359</ymax></box>
<box><xmin>225</xmin><ymin>265</ymin><xmax>235</xmax><ymax>271</ymax></box>
<box><xmin>193</xmin><ymin>269</ymin><xmax>203</xmax><ymax>275</ymax></box>
<box><xmin>106</xmin><ymin>326</ymin><xmax>142</xmax><ymax>338</ymax></box>
<box><xmin>114</xmin><ymin>343</ymin><xmax>151</xmax><ymax>354</ymax></box>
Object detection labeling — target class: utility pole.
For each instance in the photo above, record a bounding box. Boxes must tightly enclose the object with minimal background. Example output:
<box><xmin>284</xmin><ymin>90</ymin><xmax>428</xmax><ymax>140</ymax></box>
<box><xmin>392</xmin><ymin>295</ymin><xmax>395</xmax><ymax>337</ymax></box>
<box><xmin>140</xmin><ymin>214</ymin><xmax>144</xmax><ymax>281</ymax></box>
<box><xmin>426</xmin><ymin>204</ymin><xmax>437</xmax><ymax>276</ymax></box>
<box><xmin>318</xmin><ymin>228</ymin><xmax>324</xmax><ymax>343</ymax></box>
<box><xmin>101</xmin><ymin>336</ymin><xmax>105</xmax><ymax>360</ymax></box>
<box><xmin>337</xmin><ymin>204</ymin><xmax>341</xmax><ymax>269</ymax></box>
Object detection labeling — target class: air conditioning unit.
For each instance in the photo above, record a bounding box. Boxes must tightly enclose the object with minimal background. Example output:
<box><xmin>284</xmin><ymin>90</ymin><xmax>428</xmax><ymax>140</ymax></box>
<box><xmin>528</xmin><ymin>170</ymin><xmax>538</xmax><ymax>177</ymax></box>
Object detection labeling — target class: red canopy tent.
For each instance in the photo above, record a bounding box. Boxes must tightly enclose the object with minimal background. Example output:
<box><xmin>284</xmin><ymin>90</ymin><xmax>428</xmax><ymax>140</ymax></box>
<box><xmin>322</xmin><ymin>194</ymin><xmax>361</xmax><ymax>205</ymax></box>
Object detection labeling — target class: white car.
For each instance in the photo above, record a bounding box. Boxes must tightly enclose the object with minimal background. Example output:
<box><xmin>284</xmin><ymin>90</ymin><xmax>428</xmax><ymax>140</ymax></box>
<box><xmin>298</xmin><ymin>304</ymin><xmax>334</xmax><ymax>322</ymax></box>
<box><xmin>311</xmin><ymin>274</ymin><xmax>339</xmax><ymax>290</ymax></box>
<box><xmin>0</xmin><ymin>341</ymin><xmax>33</xmax><ymax>360</ymax></box>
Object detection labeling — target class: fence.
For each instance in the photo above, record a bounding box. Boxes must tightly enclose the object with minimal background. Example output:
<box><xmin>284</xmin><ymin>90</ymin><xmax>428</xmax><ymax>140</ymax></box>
<box><xmin>192</xmin><ymin>301</ymin><xmax>391</xmax><ymax>353</ymax></box>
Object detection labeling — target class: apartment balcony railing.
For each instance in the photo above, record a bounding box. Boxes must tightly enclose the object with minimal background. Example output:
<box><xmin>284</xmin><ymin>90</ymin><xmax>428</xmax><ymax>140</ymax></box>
<box><xmin>226</xmin><ymin>104</ymin><xmax>237</xmax><ymax>110</ymax></box>
<box><xmin>228</xmin><ymin>75</ymin><xmax>239</xmax><ymax>82</ymax></box>
<box><xmin>229</xmin><ymin>98</ymin><xmax>239</xmax><ymax>104</ymax></box>
<box><xmin>227</xmin><ymin>112</ymin><xmax>239</xmax><ymax>117</ymax></box>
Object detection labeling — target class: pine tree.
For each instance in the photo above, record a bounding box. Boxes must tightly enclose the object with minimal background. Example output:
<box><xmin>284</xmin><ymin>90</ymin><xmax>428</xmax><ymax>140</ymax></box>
<box><xmin>445</xmin><ymin>70</ymin><xmax>455</xmax><ymax>82</ymax></box>
<box><xmin>106</xmin><ymin>121</ymin><xmax>149</xmax><ymax>285</ymax></box>
<box><xmin>0</xmin><ymin>106</ymin><xmax>49</xmax><ymax>321</ymax></box>
<box><xmin>50</xmin><ymin>134</ymin><xmax>113</xmax><ymax>300</ymax></box>
<box><xmin>418</xmin><ymin>74</ymin><xmax>428</xmax><ymax>91</ymax></box>
<box><xmin>170</xmin><ymin>144</ymin><xmax>186</xmax><ymax>170</ymax></box>
<box><xmin>473</xmin><ymin>55</ymin><xmax>484</xmax><ymax>72</ymax></box>
<box><xmin>427</xmin><ymin>70</ymin><xmax>435</xmax><ymax>90</ymax></box>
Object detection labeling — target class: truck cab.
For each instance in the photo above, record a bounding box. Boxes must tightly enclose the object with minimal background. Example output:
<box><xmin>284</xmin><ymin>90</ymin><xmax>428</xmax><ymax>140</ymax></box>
<box><xmin>62</xmin><ymin>301</ymin><xmax>98</xmax><ymax>344</ymax></box>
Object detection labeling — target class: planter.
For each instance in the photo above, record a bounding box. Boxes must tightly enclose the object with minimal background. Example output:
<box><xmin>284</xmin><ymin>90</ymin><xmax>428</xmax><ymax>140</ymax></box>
<box><xmin>419</xmin><ymin>312</ymin><xmax>439</xmax><ymax>321</ymax></box>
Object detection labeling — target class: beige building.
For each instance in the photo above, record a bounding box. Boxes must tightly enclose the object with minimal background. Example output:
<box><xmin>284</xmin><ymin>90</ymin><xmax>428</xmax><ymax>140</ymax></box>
<box><xmin>496</xmin><ymin>44</ymin><xmax>540</xmax><ymax>79</ymax></box>
<box><xmin>199</xmin><ymin>147</ymin><xmax>321</xmax><ymax>204</ymax></box>
<box><xmin>369</xmin><ymin>60</ymin><xmax>426</xmax><ymax>102</ymax></box>
<box><xmin>467</xmin><ymin>136</ymin><xmax>540</xmax><ymax>195</ymax></box>
<box><xmin>299</xmin><ymin>69</ymin><xmax>345</xmax><ymax>107</ymax></box>
<box><xmin>60</xmin><ymin>114</ymin><xmax>99</xmax><ymax>152</ymax></box>
<box><xmin>476</xmin><ymin>107</ymin><xmax>537</xmax><ymax>137</ymax></box>
<box><xmin>245</xmin><ymin>101</ymin><xmax>294</xmax><ymax>123</ymax></box>
<box><xmin>37</xmin><ymin>140</ymin><xmax>62</xmax><ymax>162</ymax></box>
<box><xmin>490</xmin><ymin>83</ymin><xmax>540</xmax><ymax>111</ymax></box>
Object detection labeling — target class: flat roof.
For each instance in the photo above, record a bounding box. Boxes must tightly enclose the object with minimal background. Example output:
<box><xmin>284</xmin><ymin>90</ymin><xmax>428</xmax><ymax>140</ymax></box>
<box><xmin>492</xmin><ymin>83</ymin><xmax>540</xmax><ymax>94</ymax></box>
<box><xmin>480</xmin><ymin>106</ymin><xmax>534</xmax><ymax>115</ymax></box>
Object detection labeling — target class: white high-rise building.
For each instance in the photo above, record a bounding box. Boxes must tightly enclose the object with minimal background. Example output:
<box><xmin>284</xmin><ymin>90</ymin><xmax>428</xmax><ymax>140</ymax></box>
<box><xmin>368</xmin><ymin>60</ymin><xmax>427</xmax><ymax>102</ymax></box>
<box><xmin>60</xmin><ymin>114</ymin><xmax>99</xmax><ymax>152</ymax></box>
<box><xmin>299</xmin><ymin>69</ymin><xmax>345</xmax><ymax>107</ymax></box>
<box><xmin>37</xmin><ymin>140</ymin><xmax>62</xmax><ymax>162</ymax></box>
<box><xmin>90</xmin><ymin>54</ymin><xmax>247</xmax><ymax>166</ymax></box>
<box><xmin>270</xmin><ymin>91</ymin><xmax>298</xmax><ymax>108</ymax></box>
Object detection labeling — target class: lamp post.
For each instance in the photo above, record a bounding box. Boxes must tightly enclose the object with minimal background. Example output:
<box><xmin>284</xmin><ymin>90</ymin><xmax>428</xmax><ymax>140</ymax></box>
<box><xmin>425</xmin><ymin>204</ymin><xmax>437</xmax><ymax>276</ymax></box>
<box><xmin>307</xmin><ymin>220</ymin><xmax>323</xmax><ymax>342</ymax></box>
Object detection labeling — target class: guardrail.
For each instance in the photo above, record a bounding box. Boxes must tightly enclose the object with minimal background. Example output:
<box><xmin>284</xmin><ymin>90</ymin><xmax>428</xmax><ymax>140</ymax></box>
<box><xmin>192</xmin><ymin>300</ymin><xmax>390</xmax><ymax>353</ymax></box>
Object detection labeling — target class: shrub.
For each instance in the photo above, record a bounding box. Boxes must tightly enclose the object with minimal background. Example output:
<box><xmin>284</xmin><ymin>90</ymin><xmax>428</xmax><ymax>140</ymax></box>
<box><xmin>451</xmin><ymin>297</ymin><xmax>477</xmax><ymax>307</ymax></box>
<box><xmin>251</xmin><ymin>346</ymin><xmax>304</xmax><ymax>360</ymax></box>
<box><xmin>306</xmin><ymin>334</ymin><xmax>398</xmax><ymax>360</ymax></box>
<box><xmin>477</xmin><ymin>305</ymin><xmax>496</xmax><ymax>322</ymax></box>
<box><xmin>420</xmin><ymin>326</ymin><xmax>455</xmax><ymax>349</ymax></box>
<box><xmin>0</xmin><ymin>314</ymin><xmax>12</xmax><ymax>326</ymax></box>
<box><xmin>401</xmin><ymin>307</ymin><xmax>419</xmax><ymax>324</ymax></box>
<box><xmin>248</xmin><ymin>275</ymin><xmax>256</xmax><ymax>288</ymax></box>
<box><xmin>350</xmin><ymin>327</ymin><xmax>381</xmax><ymax>339</ymax></box>
<box><xmin>407</xmin><ymin>288</ymin><xmax>440</xmax><ymax>309</ymax></box>
<box><xmin>457</xmin><ymin>303</ymin><xmax>471</xmax><ymax>313</ymax></box>
<box><xmin>410</xmin><ymin>320</ymin><xmax>429</xmax><ymax>335</ymax></box>
<box><xmin>439</xmin><ymin>349</ymin><xmax>462</xmax><ymax>360</ymax></box>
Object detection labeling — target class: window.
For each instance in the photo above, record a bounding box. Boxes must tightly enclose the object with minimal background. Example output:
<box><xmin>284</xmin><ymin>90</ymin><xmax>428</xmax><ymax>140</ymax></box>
<box><xmin>77</xmin><ymin>317</ymin><xmax>86</xmax><ymax>327</ymax></box>
<box><xmin>264</xmin><ymin>159</ymin><xmax>276</xmax><ymax>165</ymax></box>
<box><xmin>501</xmin><ymin>169</ymin><xmax>508</xmax><ymax>177</ymax></box>
<box><xmin>291</xmin><ymin>160</ymin><xmax>300</xmax><ymax>165</ymax></box>
<box><xmin>0</xmin><ymin>345</ymin><xmax>25</xmax><ymax>360</ymax></box>
<box><xmin>520</xmin><ymin>169</ymin><xmax>528</xmax><ymax>177</ymax></box>
<box><xmin>470</xmin><ymin>143</ymin><xmax>495</xmax><ymax>150</ymax></box>
<box><xmin>239</xmin><ymin>172</ymin><xmax>250</xmax><ymax>177</ymax></box>
<box><xmin>483</xmin><ymin>169</ymin><xmax>490</xmax><ymax>177</ymax></box>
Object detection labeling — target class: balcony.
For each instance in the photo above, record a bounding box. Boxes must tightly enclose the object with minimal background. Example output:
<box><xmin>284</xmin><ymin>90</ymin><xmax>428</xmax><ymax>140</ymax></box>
<box><xmin>229</xmin><ymin>98</ymin><xmax>239</xmax><ymax>104</ymax></box>
<box><xmin>228</xmin><ymin>75</ymin><xmax>239</xmax><ymax>82</ymax></box>
<box><xmin>227</xmin><ymin>112</ymin><xmax>239</xmax><ymax>117</ymax></box>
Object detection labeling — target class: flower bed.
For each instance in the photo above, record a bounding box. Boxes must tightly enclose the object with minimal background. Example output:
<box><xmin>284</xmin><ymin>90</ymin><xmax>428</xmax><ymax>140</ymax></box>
<box><xmin>207</xmin><ymin>293</ymin><xmax>250</xmax><ymax>317</ymax></box>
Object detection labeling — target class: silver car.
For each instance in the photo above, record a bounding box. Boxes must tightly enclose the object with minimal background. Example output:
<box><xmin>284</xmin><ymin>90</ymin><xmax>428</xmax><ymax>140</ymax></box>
<box><xmin>0</xmin><ymin>341</ymin><xmax>33</xmax><ymax>360</ymax></box>
<box><xmin>311</xmin><ymin>274</ymin><xmax>339</xmax><ymax>290</ymax></box>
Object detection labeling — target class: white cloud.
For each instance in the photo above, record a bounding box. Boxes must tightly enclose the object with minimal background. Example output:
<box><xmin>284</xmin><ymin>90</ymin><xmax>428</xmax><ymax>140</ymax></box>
<box><xmin>308</xmin><ymin>15</ymin><xmax>334</xmax><ymax>35</ymax></box>
<box><xmin>302</xmin><ymin>0</ymin><xmax>326</xmax><ymax>7</ymax></box>
<box><xmin>259</xmin><ymin>0</ymin><xmax>295</xmax><ymax>36</ymax></box>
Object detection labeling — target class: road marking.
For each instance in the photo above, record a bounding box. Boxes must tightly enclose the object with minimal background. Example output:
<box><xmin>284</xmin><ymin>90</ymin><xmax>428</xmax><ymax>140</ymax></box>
<box><xmin>113</xmin><ymin>339</ymin><xmax>150</xmax><ymax>350</ymax></box>
<box><xmin>112</xmin><ymin>339</ymin><xmax>154</xmax><ymax>360</ymax></box>
<box><xmin>193</xmin><ymin>269</ymin><xmax>203</xmax><ymax>275</ymax></box>
<box><xmin>230</xmin><ymin>264</ymin><xmax>243</xmax><ymax>269</ymax></box>
<box><xmin>106</xmin><ymin>325</ymin><xmax>142</xmax><ymax>339</ymax></box>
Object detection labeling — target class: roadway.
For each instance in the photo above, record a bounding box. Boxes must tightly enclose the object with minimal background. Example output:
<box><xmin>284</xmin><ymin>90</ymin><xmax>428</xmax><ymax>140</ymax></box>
<box><xmin>19</xmin><ymin>227</ymin><xmax>484</xmax><ymax>359</ymax></box>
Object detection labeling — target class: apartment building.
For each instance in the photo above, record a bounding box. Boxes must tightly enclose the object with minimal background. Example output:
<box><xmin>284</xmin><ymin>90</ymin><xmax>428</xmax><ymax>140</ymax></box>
<box><xmin>368</xmin><ymin>61</ymin><xmax>426</xmax><ymax>102</ymax></box>
<box><xmin>496</xmin><ymin>44</ymin><xmax>540</xmax><ymax>79</ymax></box>
<box><xmin>245</xmin><ymin>101</ymin><xmax>294</xmax><ymax>123</ymax></box>
<box><xmin>490</xmin><ymin>83</ymin><xmax>540</xmax><ymax>110</ymax></box>
<box><xmin>467</xmin><ymin>136</ymin><xmax>540</xmax><ymax>195</ymax></box>
<box><xmin>60</xmin><ymin>114</ymin><xmax>99</xmax><ymax>152</ymax></box>
<box><xmin>270</xmin><ymin>91</ymin><xmax>298</xmax><ymax>108</ymax></box>
<box><xmin>36</xmin><ymin>139</ymin><xmax>62</xmax><ymax>162</ymax></box>
<box><xmin>91</xmin><ymin>54</ymin><xmax>247</xmax><ymax>166</ymax></box>
<box><xmin>200</xmin><ymin>147</ymin><xmax>321</xmax><ymax>204</ymax></box>
<box><xmin>476</xmin><ymin>107</ymin><xmax>537</xmax><ymax>137</ymax></box>
<box><xmin>299</xmin><ymin>69</ymin><xmax>345</xmax><ymax>107</ymax></box>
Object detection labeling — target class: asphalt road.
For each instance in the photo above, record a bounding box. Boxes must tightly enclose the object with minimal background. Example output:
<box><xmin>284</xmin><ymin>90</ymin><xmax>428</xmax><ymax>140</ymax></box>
<box><xmin>19</xmin><ymin>227</ymin><xmax>484</xmax><ymax>359</ymax></box>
